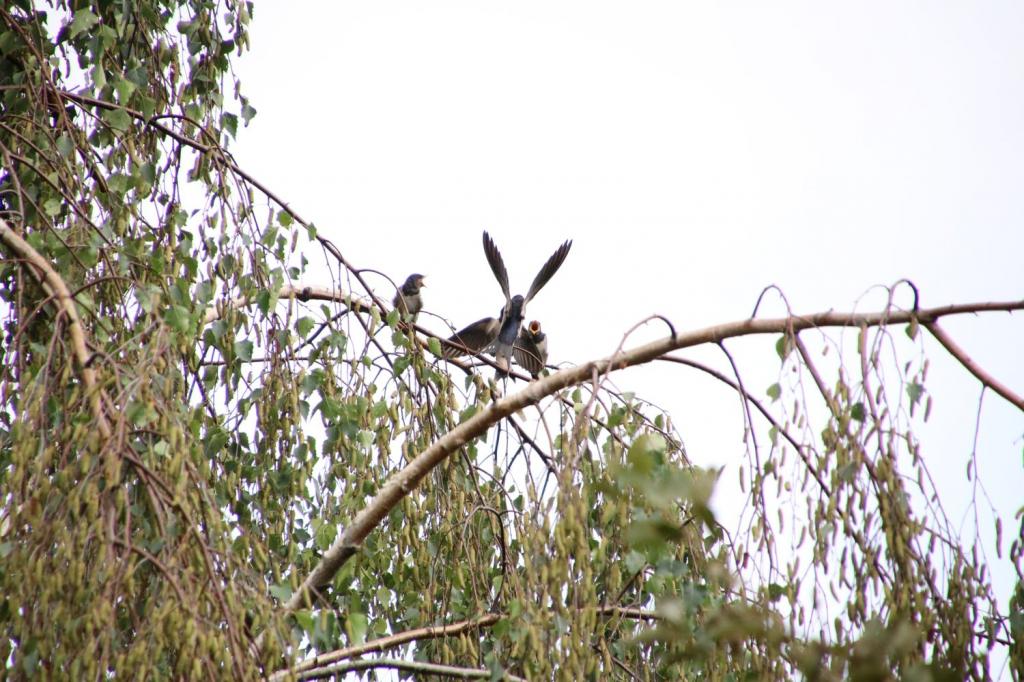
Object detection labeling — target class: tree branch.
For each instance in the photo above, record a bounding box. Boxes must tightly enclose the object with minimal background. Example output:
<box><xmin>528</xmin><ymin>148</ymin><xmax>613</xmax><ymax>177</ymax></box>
<box><xmin>200</xmin><ymin>285</ymin><xmax>367</xmax><ymax>325</ymax></box>
<box><xmin>0</xmin><ymin>216</ymin><xmax>110</xmax><ymax>439</ymax></box>
<box><xmin>657</xmin><ymin>354</ymin><xmax>831</xmax><ymax>495</ymax></box>
<box><xmin>925</xmin><ymin>321</ymin><xmax>1024</xmax><ymax>410</ymax></box>
<box><xmin>256</xmin><ymin>298</ymin><xmax>1023</xmax><ymax>648</ymax></box>
<box><xmin>292</xmin><ymin>657</ymin><xmax>526</xmax><ymax>682</ymax></box>
<box><xmin>272</xmin><ymin>606</ymin><xmax>657</xmax><ymax>680</ymax></box>
<box><xmin>269</xmin><ymin>614</ymin><xmax>501</xmax><ymax>681</ymax></box>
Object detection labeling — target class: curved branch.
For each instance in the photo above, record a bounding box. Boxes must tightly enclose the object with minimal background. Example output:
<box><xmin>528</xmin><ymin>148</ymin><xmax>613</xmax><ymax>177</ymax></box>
<box><xmin>657</xmin><ymin>355</ymin><xmax>830</xmax><ymax>495</ymax></box>
<box><xmin>0</xmin><ymin>216</ymin><xmax>110</xmax><ymax>439</ymax></box>
<box><xmin>256</xmin><ymin>297</ymin><xmax>1023</xmax><ymax>648</ymax></box>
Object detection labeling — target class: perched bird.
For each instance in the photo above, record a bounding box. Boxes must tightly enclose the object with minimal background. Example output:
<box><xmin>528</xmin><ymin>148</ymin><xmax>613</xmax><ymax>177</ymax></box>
<box><xmin>392</xmin><ymin>273</ymin><xmax>425</xmax><ymax>321</ymax></box>
<box><xmin>444</xmin><ymin>232</ymin><xmax>570</xmax><ymax>375</ymax></box>
<box><xmin>514</xmin><ymin>320</ymin><xmax>548</xmax><ymax>379</ymax></box>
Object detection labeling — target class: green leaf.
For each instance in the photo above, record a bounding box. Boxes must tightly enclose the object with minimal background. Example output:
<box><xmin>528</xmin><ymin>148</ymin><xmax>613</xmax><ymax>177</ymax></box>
<box><xmin>296</xmin><ymin>316</ymin><xmax>315</xmax><ymax>338</ymax></box>
<box><xmin>269</xmin><ymin>583</ymin><xmax>292</xmax><ymax>602</ymax></box>
<box><xmin>114</xmin><ymin>77</ymin><xmax>136</xmax><ymax>103</ymax></box>
<box><xmin>163</xmin><ymin>305</ymin><xmax>191</xmax><ymax>332</ymax></box>
<box><xmin>233</xmin><ymin>340</ymin><xmax>254</xmax><ymax>362</ymax></box>
<box><xmin>260</xmin><ymin>225</ymin><xmax>278</xmax><ymax>247</ymax></box>
<box><xmin>138</xmin><ymin>162</ymin><xmax>156</xmax><ymax>185</ymax></box>
<box><xmin>101</xmin><ymin>108</ymin><xmax>132</xmax><ymax>132</ymax></box>
<box><xmin>775</xmin><ymin>335</ymin><xmax>791</xmax><ymax>361</ymax></box>
<box><xmin>56</xmin><ymin>134</ymin><xmax>74</xmax><ymax>157</ymax></box>
<box><xmin>766</xmin><ymin>383</ymin><xmax>781</xmax><ymax>402</ymax></box>
<box><xmin>204</xmin><ymin>429</ymin><xmax>229</xmax><ymax>458</ymax></box>
<box><xmin>221</xmin><ymin>112</ymin><xmax>238</xmax><ymax>138</ymax></box>
<box><xmin>256</xmin><ymin>290</ymin><xmax>272</xmax><ymax>314</ymax></box>
<box><xmin>393</xmin><ymin>355</ymin><xmax>411</xmax><ymax>375</ymax></box>
<box><xmin>850</xmin><ymin>402</ymin><xmax>865</xmax><ymax>421</ymax></box>
<box><xmin>493</xmin><ymin>618</ymin><xmax>510</xmax><ymax>638</ymax></box>
<box><xmin>42</xmin><ymin>197</ymin><xmax>61</xmax><ymax>217</ymax></box>
<box><xmin>907</xmin><ymin>381</ymin><xmax>925</xmax><ymax>406</ymax></box>
<box><xmin>626</xmin><ymin>433</ymin><xmax>665</xmax><ymax>474</ymax></box>
<box><xmin>293</xmin><ymin>610</ymin><xmax>315</xmax><ymax>636</ymax></box>
<box><xmin>241</xmin><ymin>101</ymin><xmax>257</xmax><ymax>124</ymax></box>
<box><xmin>428</xmin><ymin>337</ymin><xmax>442</xmax><ymax>356</ymax></box>
<box><xmin>315</xmin><ymin>522</ymin><xmax>336</xmax><ymax>551</ymax></box>
<box><xmin>626</xmin><ymin>517</ymin><xmax>684</xmax><ymax>548</ymax></box>
<box><xmin>69</xmin><ymin>9</ymin><xmax>99</xmax><ymax>38</ymax></box>
<box><xmin>838</xmin><ymin>462</ymin><xmax>859</xmax><ymax>483</ymax></box>
<box><xmin>91</xmin><ymin>62</ymin><xmax>107</xmax><ymax>91</ymax></box>
<box><xmin>345</xmin><ymin>612</ymin><xmax>368</xmax><ymax>644</ymax></box>
<box><xmin>624</xmin><ymin>550</ymin><xmax>646</xmax><ymax>575</ymax></box>
<box><xmin>126</xmin><ymin>401</ymin><xmax>156</xmax><ymax>427</ymax></box>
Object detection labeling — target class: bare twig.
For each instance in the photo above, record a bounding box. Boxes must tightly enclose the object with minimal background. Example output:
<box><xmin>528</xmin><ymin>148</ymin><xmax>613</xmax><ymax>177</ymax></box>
<box><xmin>925</xmin><ymin>321</ymin><xmax>1024</xmax><ymax>410</ymax></box>
<box><xmin>657</xmin><ymin>355</ymin><xmax>830</xmax><ymax>495</ymax></box>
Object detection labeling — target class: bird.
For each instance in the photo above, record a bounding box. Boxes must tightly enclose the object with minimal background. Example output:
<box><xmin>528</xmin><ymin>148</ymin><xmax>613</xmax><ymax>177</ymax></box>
<box><xmin>514</xmin><ymin>320</ymin><xmax>548</xmax><ymax>379</ymax></box>
<box><xmin>444</xmin><ymin>231</ymin><xmax>570</xmax><ymax>375</ymax></box>
<box><xmin>392</xmin><ymin>273</ymin><xmax>425</xmax><ymax>322</ymax></box>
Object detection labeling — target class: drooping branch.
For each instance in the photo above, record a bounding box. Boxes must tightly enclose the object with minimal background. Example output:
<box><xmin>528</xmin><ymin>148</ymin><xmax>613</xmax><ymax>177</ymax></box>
<box><xmin>0</xmin><ymin>216</ymin><xmax>110</xmax><ymax>439</ymax></box>
<box><xmin>925</xmin><ymin>321</ymin><xmax>1024</xmax><ymax>410</ymax></box>
<box><xmin>657</xmin><ymin>354</ymin><xmax>830</xmax><ymax>495</ymax></box>
<box><xmin>257</xmin><ymin>298</ymin><xmax>1024</xmax><ymax>648</ymax></box>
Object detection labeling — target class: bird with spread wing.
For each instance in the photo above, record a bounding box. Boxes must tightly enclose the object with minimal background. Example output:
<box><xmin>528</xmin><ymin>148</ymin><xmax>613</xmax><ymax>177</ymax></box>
<box><xmin>443</xmin><ymin>232</ymin><xmax>570</xmax><ymax>376</ymax></box>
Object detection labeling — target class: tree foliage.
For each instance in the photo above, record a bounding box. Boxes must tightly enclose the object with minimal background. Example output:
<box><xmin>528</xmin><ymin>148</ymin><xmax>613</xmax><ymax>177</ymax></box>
<box><xmin>1</xmin><ymin>2</ymin><xmax>1022</xmax><ymax>680</ymax></box>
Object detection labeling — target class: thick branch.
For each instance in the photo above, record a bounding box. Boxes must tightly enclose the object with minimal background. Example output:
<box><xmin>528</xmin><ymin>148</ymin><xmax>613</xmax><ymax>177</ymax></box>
<box><xmin>200</xmin><ymin>285</ymin><xmax>367</xmax><ymax>325</ymax></box>
<box><xmin>294</xmin><ymin>657</ymin><xmax>525</xmax><ymax>682</ymax></box>
<box><xmin>0</xmin><ymin>217</ymin><xmax>110</xmax><ymax>439</ymax></box>
<box><xmin>272</xmin><ymin>606</ymin><xmax>656</xmax><ymax>681</ymax></box>
<box><xmin>270</xmin><ymin>614</ymin><xmax>501</xmax><ymax>681</ymax></box>
<box><xmin>259</xmin><ymin>298</ymin><xmax>1023</xmax><ymax>647</ymax></box>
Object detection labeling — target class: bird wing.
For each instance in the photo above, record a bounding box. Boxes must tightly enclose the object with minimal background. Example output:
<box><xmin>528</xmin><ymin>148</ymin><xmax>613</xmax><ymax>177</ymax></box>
<box><xmin>482</xmin><ymin>231</ymin><xmax>511</xmax><ymax>303</ymax></box>
<box><xmin>442</xmin><ymin>317</ymin><xmax>501</xmax><ymax>358</ymax></box>
<box><xmin>513</xmin><ymin>334</ymin><xmax>545</xmax><ymax>378</ymax></box>
<box><xmin>391</xmin><ymin>290</ymin><xmax>403</xmax><ymax>312</ymax></box>
<box><xmin>524</xmin><ymin>239</ymin><xmax>572</xmax><ymax>304</ymax></box>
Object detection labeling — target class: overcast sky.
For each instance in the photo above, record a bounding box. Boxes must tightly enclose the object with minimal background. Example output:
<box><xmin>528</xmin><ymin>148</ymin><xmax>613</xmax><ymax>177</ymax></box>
<box><xmin>234</xmin><ymin>1</ymin><xmax>1023</xmax><ymax>658</ymax></box>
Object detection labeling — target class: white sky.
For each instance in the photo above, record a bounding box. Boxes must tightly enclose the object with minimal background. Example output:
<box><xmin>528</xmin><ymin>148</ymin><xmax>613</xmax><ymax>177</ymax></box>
<box><xmin>234</xmin><ymin>0</ymin><xmax>1023</xmax><ymax>664</ymax></box>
